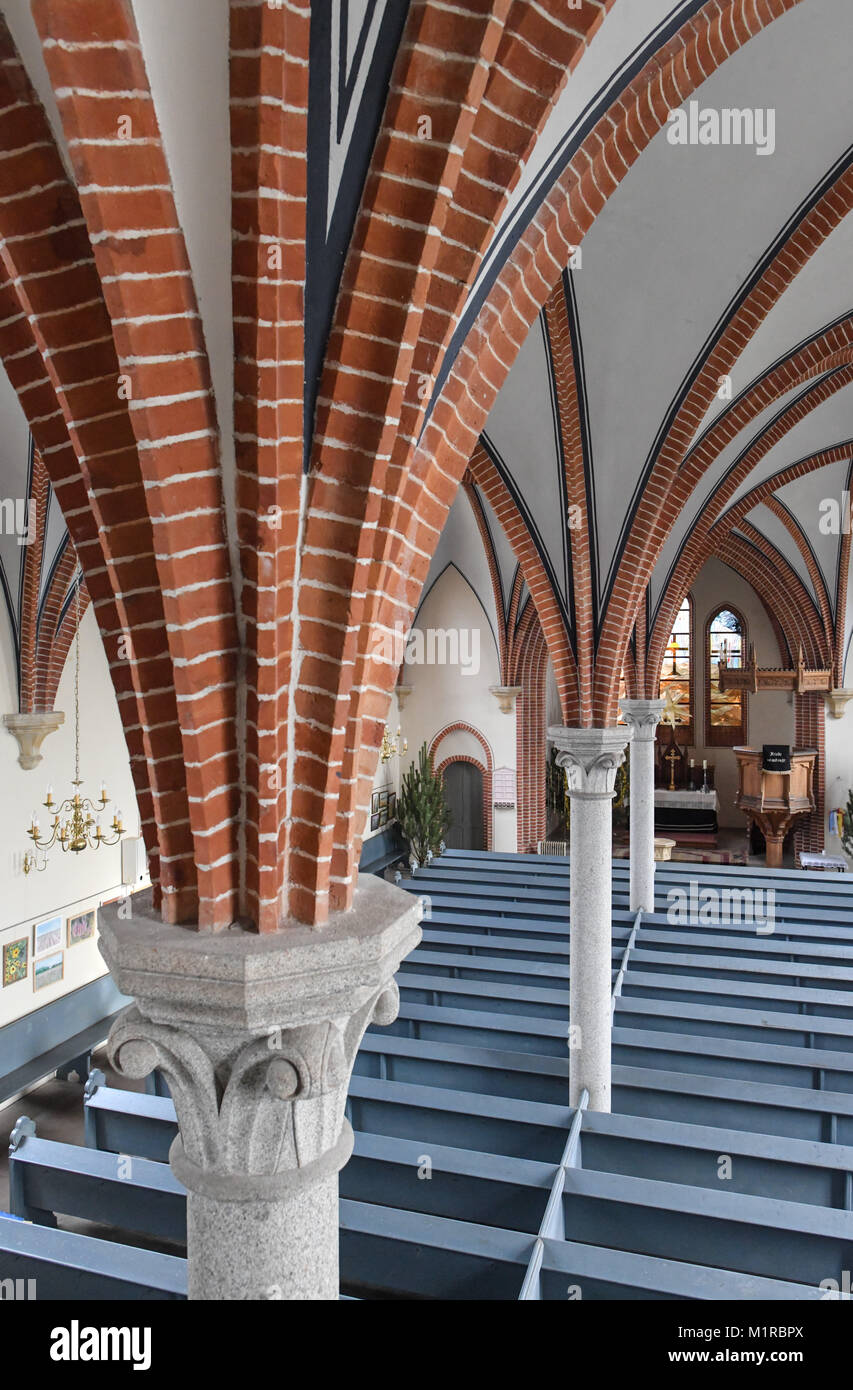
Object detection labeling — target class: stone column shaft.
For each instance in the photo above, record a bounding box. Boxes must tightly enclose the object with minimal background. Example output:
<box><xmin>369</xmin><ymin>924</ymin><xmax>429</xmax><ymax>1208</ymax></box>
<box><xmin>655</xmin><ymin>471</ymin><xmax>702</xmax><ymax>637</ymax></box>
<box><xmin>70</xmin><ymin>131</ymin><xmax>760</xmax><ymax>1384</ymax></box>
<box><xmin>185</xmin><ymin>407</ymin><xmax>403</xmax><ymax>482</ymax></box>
<box><xmin>619</xmin><ymin>700</ymin><xmax>665</xmax><ymax>913</ymax></box>
<box><xmin>184</xmin><ymin>1148</ymin><xmax>343</xmax><ymax>1301</ymax></box>
<box><xmin>549</xmin><ymin>726</ymin><xmax>628</xmax><ymax>1113</ymax></box>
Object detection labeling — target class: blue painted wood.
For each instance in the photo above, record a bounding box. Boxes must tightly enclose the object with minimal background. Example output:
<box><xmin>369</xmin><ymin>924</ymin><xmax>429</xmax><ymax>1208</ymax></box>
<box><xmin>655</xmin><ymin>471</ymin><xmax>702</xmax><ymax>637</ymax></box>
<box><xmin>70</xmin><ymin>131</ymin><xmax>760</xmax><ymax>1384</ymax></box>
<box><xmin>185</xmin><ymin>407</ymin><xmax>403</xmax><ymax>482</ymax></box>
<box><xmin>24</xmin><ymin>849</ymin><xmax>853</xmax><ymax>1298</ymax></box>
<box><xmin>578</xmin><ymin>1110</ymin><xmax>853</xmax><ymax>1209</ymax></box>
<box><xmin>385</xmin><ymin>1000</ymin><xmax>567</xmax><ymax>1055</ymax></box>
<box><xmin>536</xmin><ymin>1236</ymin><xmax>826</xmax><ymax>1301</ymax></box>
<box><xmin>0</xmin><ymin>976</ymin><xmax>130</xmax><ymax>1102</ymax></box>
<box><xmin>0</xmin><ymin>1212</ymin><xmax>185</xmax><ymax>1299</ymax></box>
<box><xmin>613</xmin><ymin>1065</ymin><xmax>853</xmax><ymax>1144</ymax></box>
<box><xmin>85</xmin><ymin>1084</ymin><xmax>176</xmax><ymax>1161</ymax></box>
<box><xmin>11</xmin><ymin>1127</ymin><xmax>186</xmax><ymax>1239</ymax></box>
<box><xmin>612</xmin><ymin>1025</ymin><xmax>853</xmax><ymax>1093</ymax></box>
<box><xmin>356</xmin><ymin>1032</ymin><xmax>567</xmax><ymax>1105</ymax></box>
<box><xmin>398</xmin><ymin>972</ymin><xmax>569</xmax><ymax>1021</ymax></box>
<box><xmin>560</xmin><ymin>1168</ymin><xmax>853</xmax><ymax>1284</ymax></box>
<box><xmin>358</xmin><ymin>825</ymin><xmax>406</xmax><ymax>875</ymax></box>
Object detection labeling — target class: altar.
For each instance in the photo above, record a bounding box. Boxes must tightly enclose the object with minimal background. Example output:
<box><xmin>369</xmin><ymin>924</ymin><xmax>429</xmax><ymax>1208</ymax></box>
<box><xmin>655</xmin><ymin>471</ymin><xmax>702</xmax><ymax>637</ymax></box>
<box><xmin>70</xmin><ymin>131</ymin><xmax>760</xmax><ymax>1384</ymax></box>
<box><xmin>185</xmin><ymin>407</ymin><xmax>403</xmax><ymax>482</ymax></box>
<box><xmin>654</xmin><ymin>788</ymin><xmax>719</xmax><ymax>845</ymax></box>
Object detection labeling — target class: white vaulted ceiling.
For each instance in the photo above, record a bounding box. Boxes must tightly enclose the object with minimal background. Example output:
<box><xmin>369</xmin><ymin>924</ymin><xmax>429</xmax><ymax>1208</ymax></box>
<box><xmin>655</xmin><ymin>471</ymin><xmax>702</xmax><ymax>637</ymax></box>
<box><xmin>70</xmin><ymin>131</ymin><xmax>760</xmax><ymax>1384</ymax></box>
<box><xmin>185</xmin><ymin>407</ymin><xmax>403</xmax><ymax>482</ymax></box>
<box><xmin>474</xmin><ymin>0</ymin><xmax>853</xmax><ymax>676</ymax></box>
<box><xmin>481</xmin><ymin>317</ymin><xmax>570</xmax><ymax>621</ymax></box>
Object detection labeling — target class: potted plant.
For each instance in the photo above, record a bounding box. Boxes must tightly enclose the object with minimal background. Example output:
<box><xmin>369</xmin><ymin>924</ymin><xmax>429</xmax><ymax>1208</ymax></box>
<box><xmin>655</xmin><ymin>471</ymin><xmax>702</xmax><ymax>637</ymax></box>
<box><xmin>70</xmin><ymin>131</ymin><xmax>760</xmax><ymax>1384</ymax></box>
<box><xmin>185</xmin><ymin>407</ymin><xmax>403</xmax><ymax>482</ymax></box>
<box><xmin>397</xmin><ymin>742</ymin><xmax>451</xmax><ymax>867</ymax></box>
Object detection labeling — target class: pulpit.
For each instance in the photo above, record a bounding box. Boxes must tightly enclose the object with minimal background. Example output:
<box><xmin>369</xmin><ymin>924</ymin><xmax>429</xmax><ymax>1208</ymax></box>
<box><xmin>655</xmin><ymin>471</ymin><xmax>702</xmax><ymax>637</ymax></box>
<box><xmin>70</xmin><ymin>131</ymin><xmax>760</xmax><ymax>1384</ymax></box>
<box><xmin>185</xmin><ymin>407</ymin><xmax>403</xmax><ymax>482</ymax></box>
<box><xmin>733</xmin><ymin>746</ymin><xmax>817</xmax><ymax>867</ymax></box>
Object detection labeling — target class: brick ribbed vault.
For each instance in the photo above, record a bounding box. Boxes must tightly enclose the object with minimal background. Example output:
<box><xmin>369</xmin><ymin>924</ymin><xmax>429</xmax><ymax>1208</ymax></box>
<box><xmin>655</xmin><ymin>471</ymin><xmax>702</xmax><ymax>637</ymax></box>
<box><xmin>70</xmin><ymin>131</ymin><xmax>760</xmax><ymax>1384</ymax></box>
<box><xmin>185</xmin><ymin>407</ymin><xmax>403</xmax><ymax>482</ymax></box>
<box><xmin>461</xmin><ymin>472</ymin><xmax>550</xmax><ymax>851</ymax></box>
<box><xmin>3</xmin><ymin>0</ymin><xmax>835</xmax><ymax>930</ymax></box>
<box><xmin>0</xmin><ymin>447</ymin><xmax>91</xmax><ymax>716</ymax></box>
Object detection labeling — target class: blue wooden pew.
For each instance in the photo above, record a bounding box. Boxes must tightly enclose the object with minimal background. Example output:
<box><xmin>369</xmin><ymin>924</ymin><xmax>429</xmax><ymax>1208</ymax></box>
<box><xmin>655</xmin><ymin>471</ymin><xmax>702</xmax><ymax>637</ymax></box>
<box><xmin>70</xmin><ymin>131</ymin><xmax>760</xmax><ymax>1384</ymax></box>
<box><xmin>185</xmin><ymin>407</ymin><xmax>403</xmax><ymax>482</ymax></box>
<box><xmin>0</xmin><ymin>1212</ymin><xmax>185</xmax><ymax>1300</ymax></box>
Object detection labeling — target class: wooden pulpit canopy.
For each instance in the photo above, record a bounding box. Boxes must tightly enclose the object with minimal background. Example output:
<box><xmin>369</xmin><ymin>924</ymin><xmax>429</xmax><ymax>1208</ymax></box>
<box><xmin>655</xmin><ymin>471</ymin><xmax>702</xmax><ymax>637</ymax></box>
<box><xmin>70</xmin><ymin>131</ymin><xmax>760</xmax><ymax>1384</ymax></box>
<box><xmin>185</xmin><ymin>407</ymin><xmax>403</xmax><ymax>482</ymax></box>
<box><xmin>719</xmin><ymin>645</ymin><xmax>831</xmax><ymax>694</ymax></box>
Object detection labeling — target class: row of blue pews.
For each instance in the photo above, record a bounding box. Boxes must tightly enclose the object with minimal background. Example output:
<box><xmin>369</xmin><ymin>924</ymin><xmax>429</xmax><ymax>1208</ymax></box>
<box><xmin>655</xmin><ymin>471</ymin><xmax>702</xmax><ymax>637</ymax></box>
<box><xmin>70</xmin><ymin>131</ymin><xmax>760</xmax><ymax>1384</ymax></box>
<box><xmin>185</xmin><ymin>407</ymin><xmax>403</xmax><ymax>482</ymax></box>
<box><xmin>2</xmin><ymin>849</ymin><xmax>852</xmax><ymax>1298</ymax></box>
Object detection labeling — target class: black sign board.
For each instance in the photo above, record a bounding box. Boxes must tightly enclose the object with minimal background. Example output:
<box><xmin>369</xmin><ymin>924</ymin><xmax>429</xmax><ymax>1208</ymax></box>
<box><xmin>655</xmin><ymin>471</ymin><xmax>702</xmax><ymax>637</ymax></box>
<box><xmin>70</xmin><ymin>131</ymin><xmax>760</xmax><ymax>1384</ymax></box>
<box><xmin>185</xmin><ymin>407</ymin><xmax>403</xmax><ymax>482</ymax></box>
<box><xmin>762</xmin><ymin>744</ymin><xmax>791</xmax><ymax>773</ymax></box>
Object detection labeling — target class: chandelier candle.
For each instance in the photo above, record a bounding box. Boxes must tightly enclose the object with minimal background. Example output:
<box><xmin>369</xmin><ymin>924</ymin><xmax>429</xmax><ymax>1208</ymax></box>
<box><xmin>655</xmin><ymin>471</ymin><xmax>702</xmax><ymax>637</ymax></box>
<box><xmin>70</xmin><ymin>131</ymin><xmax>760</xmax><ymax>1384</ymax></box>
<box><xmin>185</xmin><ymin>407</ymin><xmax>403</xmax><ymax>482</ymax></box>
<box><xmin>23</xmin><ymin>568</ymin><xmax>124</xmax><ymax>874</ymax></box>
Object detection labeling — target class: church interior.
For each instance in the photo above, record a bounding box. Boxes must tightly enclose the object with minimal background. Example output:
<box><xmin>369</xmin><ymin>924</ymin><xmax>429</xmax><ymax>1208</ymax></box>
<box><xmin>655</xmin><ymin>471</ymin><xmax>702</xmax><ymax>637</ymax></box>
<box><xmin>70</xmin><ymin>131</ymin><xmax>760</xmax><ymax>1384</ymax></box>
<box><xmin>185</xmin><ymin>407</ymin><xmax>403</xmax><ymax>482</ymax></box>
<box><xmin>0</xmin><ymin>0</ymin><xmax>852</xmax><ymax>1313</ymax></box>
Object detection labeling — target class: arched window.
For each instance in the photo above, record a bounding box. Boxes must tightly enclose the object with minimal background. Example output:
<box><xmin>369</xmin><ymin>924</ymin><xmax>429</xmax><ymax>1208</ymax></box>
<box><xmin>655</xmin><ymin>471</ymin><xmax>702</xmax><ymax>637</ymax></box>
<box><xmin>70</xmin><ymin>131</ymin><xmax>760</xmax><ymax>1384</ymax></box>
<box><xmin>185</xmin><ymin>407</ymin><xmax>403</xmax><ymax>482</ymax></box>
<box><xmin>659</xmin><ymin>596</ymin><xmax>693</xmax><ymax>740</ymax></box>
<box><xmin>706</xmin><ymin>606</ymin><xmax>747</xmax><ymax>746</ymax></box>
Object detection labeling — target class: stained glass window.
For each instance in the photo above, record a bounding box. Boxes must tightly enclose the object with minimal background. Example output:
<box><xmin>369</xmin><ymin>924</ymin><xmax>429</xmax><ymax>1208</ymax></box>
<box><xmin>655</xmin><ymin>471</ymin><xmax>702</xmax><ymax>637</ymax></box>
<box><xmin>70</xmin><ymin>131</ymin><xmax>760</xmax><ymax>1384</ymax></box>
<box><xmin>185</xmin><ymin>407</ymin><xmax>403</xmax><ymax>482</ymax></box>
<box><xmin>659</xmin><ymin>597</ymin><xmax>692</xmax><ymax>732</ymax></box>
<box><xmin>707</xmin><ymin>607</ymin><xmax>746</xmax><ymax>745</ymax></box>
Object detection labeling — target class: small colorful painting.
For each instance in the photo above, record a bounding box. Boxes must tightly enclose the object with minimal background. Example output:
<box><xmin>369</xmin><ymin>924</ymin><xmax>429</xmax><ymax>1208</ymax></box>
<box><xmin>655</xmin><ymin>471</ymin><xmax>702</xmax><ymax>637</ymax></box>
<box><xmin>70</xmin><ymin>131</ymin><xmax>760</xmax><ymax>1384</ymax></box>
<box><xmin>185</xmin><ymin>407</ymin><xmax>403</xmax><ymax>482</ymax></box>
<box><xmin>378</xmin><ymin>807</ymin><xmax>389</xmax><ymax>827</ymax></box>
<box><xmin>67</xmin><ymin>909</ymin><xmax>96</xmax><ymax>948</ymax></box>
<box><xmin>371</xmin><ymin>791</ymin><xmax>381</xmax><ymax>815</ymax></box>
<box><xmin>3</xmin><ymin>937</ymin><xmax>28</xmax><ymax>987</ymax></box>
<box><xmin>388</xmin><ymin>792</ymin><xmax>397</xmax><ymax>818</ymax></box>
<box><xmin>33</xmin><ymin>916</ymin><xmax>62</xmax><ymax>957</ymax></box>
<box><xmin>33</xmin><ymin>950</ymin><xmax>63</xmax><ymax>992</ymax></box>
<box><xmin>370</xmin><ymin>812</ymin><xmax>380</xmax><ymax>832</ymax></box>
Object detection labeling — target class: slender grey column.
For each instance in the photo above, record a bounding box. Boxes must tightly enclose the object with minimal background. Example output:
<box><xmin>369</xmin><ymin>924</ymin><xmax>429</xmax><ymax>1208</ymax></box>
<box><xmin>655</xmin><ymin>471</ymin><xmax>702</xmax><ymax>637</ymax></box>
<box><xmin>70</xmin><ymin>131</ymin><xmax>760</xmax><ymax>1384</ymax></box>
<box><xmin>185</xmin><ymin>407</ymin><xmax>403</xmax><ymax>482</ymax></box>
<box><xmin>619</xmin><ymin>699</ymin><xmax>665</xmax><ymax>913</ymax></box>
<box><xmin>98</xmin><ymin>876</ymin><xmax>421</xmax><ymax>1300</ymax></box>
<box><xmin>548</xmin><ymin>726</ymin><xmax>628</xmax><ymax>1113</ymax></box>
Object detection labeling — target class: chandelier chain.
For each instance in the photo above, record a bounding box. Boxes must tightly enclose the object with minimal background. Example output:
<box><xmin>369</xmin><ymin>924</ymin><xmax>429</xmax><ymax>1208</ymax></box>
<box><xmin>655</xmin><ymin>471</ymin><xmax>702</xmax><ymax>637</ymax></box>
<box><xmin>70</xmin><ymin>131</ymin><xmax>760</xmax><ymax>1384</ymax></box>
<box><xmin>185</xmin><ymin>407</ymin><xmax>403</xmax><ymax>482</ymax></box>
<box><xmin>74</xmin><ymin>563</ymin><xmax>81</xmax><ymax>784</ymax></box>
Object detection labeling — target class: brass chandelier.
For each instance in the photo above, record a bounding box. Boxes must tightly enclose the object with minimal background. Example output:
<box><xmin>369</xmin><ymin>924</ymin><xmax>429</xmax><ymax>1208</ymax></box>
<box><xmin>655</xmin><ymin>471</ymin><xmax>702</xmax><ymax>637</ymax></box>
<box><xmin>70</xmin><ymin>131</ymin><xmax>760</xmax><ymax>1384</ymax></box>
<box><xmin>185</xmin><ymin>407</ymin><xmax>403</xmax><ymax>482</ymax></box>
<box><xmin>380</xmin><ymin>724</ymin><xmax>408</xmax><ymax>763</ymax></box>
<box><xmin>24</xmin><ymin>569</ymin><xmax>124</xmax><ymax>875</ymax></box>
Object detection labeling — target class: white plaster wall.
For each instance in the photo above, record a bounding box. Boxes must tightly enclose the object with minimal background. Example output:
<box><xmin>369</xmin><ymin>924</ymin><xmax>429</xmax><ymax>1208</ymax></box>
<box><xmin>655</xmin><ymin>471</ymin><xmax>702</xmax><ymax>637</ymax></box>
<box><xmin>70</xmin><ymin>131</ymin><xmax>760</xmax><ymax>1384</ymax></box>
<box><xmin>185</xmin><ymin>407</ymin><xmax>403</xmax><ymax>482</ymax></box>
<box><xmin>824</xmin><ymin>708</ymin><xmax>853</xmax><ymax>859</ymax></box>
<box><xmin>0</xmin><ymin>608</ymin><xmax>142</xmax><ymax>1028</ymax></box>
<box><xmin>689</xmin><ymin>559</ymin><xmax>793</xmax><ymax>829</ymax></box>
<box><xmin>434</xmin><ymin>729</ymin><xmax>486</xmax><ymax>764</ymax></box>
<box><xmin>398</xmin><ymin>567</ymin><xmax>518</xmax><ymax>852</ymax></box>
<box><xmin>362</xmin><ymin>690</ymin><xmax>401</xmax><ymax>844</ymax></box>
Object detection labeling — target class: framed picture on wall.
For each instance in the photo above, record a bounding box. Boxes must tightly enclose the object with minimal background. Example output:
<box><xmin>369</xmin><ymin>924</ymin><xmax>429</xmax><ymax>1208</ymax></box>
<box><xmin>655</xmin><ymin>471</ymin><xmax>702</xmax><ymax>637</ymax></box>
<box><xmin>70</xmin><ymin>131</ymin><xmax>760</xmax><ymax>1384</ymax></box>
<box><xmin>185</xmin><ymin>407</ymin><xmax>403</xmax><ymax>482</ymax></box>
<box><xmin>67</xmin><ymin>909</ymin><xmax>96</xmax><ymax>947</ymax></box>
<box><xmin>388</xmin><ymin>792</ymin><xmax>397</xmax><ymax>818</ymax></box>
<box><xmin>370</xmin><ymin>813</ymin><xmax>380</xmax><ymax>832</ymax></box>
<box><xmin>378</xmin><ymin>808</ymin><xmax>389</xmax><ymax>827</ymax></box>
<box><xmin>33</xmin><ymin>950</ymin><xmax>63</xmax><ymax>992</ymax></box>
<box><xmin>33</xmin><ymin>916</ymin><xmax>62</xmax><ymax>957</ymax></box>
<box><xmin>3</xmin><ymin>937</ymin><xmax>28</xmax><ymax>987</ymax></box>
<box><xmin>371</xmin><ymin>791</ymin><xmax>381</xmax><ymax>815</ymax></box>
<box><xmin>378</xmin><ymin>791</ymin><xmax>389</xmax><ymax>811</ymax></box>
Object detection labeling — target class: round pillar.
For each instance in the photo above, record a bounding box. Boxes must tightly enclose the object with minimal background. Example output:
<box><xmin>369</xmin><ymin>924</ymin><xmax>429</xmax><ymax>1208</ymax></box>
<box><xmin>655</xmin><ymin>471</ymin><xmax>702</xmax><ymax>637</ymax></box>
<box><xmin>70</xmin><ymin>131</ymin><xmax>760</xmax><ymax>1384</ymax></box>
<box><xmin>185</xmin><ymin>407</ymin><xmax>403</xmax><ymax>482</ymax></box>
<box><xmin>619</xmin><ymin>699</ymin><xmax>665</xmax><ymax>913</ymax></box>
<box><xmin>548</xmin><ymin>725</ymin><xmax>628</xmax><ymax>1113</ymax></box>
<box><xmin>178</xmin><ymin>1137</ymin><xmax>347</xmax><ymax>1300</ymax></box>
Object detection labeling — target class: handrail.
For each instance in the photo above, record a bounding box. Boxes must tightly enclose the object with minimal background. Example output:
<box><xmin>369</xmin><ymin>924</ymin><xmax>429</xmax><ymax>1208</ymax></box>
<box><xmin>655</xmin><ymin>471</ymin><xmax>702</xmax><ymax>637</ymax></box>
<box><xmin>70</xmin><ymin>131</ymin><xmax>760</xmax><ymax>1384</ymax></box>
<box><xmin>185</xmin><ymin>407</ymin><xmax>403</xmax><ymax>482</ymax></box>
<box><xmin>518</xmin><ymin>1088</ymin><xmax>589</xmax><ymax>1300</ymax></box>
<box><xmin>611</xmin><ymin>907</ymin><xmax>643</xmax><ymax>1015</ymax></box>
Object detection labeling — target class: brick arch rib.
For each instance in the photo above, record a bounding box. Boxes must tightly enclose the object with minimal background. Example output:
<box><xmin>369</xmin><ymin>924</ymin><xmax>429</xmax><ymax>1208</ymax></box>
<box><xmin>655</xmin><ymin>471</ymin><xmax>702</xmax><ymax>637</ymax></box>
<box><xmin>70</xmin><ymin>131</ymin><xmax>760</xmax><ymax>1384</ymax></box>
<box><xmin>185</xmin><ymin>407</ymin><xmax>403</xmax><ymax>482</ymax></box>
<box><xmin>32</xmin><ymin>0</ymin><xmax>240</xmax><ymax>929</ymax></box>
<box><xmin>648</xmin><ymin>365</ymin><xmax>853</xmax><ymax>691</ymax></box>
<box><xmin>229</xmin><ymin>0</ymin><xmax>309</xmax><ymax>932</ymax></box>
<box><xmin>0</xmin><ymin>260</ymin><xmax>171</xmax><ymax>900</ymax></box>
<box><xmin>509</xmin><ymin>602</ymin><xmax>548</xmax><ymax>852</ymax></box>
<box><xmin>468</xmin><ymin>442</ymin><xmax>577</xmax><ymax>721</ymax></box>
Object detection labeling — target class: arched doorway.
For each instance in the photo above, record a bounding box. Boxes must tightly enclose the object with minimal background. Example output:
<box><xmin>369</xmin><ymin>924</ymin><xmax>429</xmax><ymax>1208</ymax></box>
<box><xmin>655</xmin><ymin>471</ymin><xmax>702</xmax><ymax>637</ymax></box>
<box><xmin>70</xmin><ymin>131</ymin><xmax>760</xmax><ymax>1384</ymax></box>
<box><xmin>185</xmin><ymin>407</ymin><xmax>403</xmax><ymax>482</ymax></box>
<box><xmin>443</xmin><ymin>761</ymin><xmax>485</xmax><ymax>851</ymax></box>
